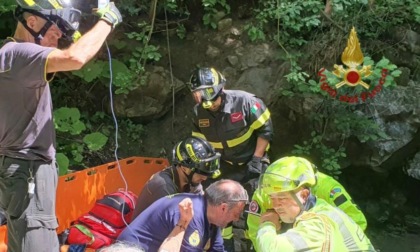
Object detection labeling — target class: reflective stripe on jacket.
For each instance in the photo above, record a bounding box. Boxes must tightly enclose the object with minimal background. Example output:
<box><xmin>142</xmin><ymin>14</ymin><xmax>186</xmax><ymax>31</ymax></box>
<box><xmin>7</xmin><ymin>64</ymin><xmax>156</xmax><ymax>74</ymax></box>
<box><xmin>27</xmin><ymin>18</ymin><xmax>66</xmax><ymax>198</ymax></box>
<box><xmin>246</xmin><ymin>172</ymin><xmax>368</xmax><ymax>250</ymax></box>
<box><xmin>192</xmin><ymin>90</ymin><xmax>273</xmax><ymax>164</ymax></box>
<box><xmin>256</xmin><ymin>199</ymin><xmax>375</xmax><ymax>252</ymax></box>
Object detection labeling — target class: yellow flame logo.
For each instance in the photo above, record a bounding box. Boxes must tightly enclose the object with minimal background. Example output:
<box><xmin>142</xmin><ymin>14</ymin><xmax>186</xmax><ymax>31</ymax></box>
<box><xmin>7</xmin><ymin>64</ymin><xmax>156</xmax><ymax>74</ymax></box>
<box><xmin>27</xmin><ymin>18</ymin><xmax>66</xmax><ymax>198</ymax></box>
<box><xmin>333</xmin><ymin>27</ymin><xmax>372</xmax><ymax>89</ymax></box>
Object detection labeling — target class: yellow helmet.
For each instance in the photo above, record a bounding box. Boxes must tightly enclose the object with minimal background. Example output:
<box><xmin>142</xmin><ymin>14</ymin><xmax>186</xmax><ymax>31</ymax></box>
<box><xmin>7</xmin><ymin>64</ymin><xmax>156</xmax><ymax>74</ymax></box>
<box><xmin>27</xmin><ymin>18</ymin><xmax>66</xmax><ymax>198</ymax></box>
<box><xmin>259</xmin><ymin>156</ymin><xmax>316</xmax><ymax>197</ymax></box>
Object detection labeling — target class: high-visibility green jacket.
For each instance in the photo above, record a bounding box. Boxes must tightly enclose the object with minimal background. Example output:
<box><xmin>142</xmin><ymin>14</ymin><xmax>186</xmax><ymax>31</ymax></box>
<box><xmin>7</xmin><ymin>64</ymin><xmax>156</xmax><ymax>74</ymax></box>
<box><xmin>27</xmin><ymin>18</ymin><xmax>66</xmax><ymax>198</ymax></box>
<box><xmin>246</xmin><ymin>172</ymin><xmax>368</xmax><ymax>250</ymax></box>
<box><xmin>256</xmin><ymin>198</ymin><xmax>375</xmax><ymax>252</ymax></box>
<box><xmin>313</xmin><ymin>172</ymin><xmax>367</xmax><ymax>230</ymax></box>
<box><xmin>192</xmin><ymin>90</ymin><xmax>273</xmax><ymax>164</ymax></box>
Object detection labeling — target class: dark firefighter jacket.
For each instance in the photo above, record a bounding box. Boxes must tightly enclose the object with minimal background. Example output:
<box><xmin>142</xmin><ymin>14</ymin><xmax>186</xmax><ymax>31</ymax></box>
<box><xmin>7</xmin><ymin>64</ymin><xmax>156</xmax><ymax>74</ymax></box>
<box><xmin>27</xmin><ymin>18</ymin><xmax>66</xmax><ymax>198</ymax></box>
<box><xmin>192</xmin><ymin>90</ymin><xmax>273</xmax><ymax>164</ymax></box>
<box><xmin>132</xmin><ymin>166</ymin><xmax>202</xmax><ymax>219</ymax></box>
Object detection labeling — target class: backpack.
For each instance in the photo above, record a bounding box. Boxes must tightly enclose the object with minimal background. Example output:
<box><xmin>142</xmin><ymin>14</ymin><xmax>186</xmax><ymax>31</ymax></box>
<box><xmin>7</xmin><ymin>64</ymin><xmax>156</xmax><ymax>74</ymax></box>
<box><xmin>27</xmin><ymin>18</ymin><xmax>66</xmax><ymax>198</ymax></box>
<box><xmin>67</xmin><ymin>190</ymin><xmax>137</xmax><ymax>249</ymax></box>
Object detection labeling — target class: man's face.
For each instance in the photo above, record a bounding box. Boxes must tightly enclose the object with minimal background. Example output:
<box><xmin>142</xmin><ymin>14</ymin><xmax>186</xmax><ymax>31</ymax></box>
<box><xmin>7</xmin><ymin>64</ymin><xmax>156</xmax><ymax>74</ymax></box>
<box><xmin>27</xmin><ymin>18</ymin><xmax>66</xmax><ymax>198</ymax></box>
<box><xmin>270</xmin><ymin>190</ymin><xmax>306</xmax><ymax>223</ymax></box>
<box><xmin>192</xmin><ymin>90</ymin><xmax>222</xmax><ymax>111</ymax></box>
<box><xmin>192</xmin><ymin>91</ymin><xmax>222</xmax><ymax>111</ymax></box>
<box><xmin>191</xmin><ymin>173</ymin><xmax>208</xmax><ymax>184</ymax></box>
<box><xmin>213</xmin><ymin>201</ymin><xmax>246</xmax><ymax>228</ymax></box>
<box><xmin>30</xmin><ymin>16</ymin><xmax>63</xmax><ymax>47</ymax></box>
<box><xmin>40</xmin><ymin>24</ymin><xmax>63</xmax><ymax>48</ymax></box>
<box><xmin>206</xmin><ymin>96</ymin><xmax>222</xmax><ymax>112</ymax></box>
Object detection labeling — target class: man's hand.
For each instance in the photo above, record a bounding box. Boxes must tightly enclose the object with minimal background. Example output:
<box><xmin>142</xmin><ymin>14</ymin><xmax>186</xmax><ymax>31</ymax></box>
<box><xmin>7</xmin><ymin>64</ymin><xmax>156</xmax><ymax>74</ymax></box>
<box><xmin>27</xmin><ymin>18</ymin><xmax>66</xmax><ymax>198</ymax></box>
<box><xmin>178</xmin><ymin>198</ymin><xmax>194</xmax><ymax>229</ymax></box>
<box><xmin>247</xmin><ymin>156</ymin><xmax>263</xmax><ymax>179</ymax></box>
<box><xmin>95</xmin><ymin>2</ymin><xmax>122</xmax><ymax>28</ymax></box>
<box><xmin>260</xmin><ymin>210</ymin><xmax>281</xmax><ymax>231</ymax></box>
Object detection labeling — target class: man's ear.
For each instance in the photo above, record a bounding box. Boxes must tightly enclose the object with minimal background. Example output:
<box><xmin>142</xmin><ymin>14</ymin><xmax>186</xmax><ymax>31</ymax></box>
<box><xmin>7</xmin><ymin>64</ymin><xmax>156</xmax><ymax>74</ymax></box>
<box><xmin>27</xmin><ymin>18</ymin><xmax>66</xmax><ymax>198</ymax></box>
<box><xmin>181</xmin><ymin>166</ymin><xmax>192</xmax><ymax>175</ymax></box>
<box><xmin>220</xmin><ymin>202</ymin><xmax>228</xmax><ymax>212</ymax></box>
<box><xmin>25</xmin><ymin>15</ymin><xmax>38</xmax><ymax>30</ymax></box>
<box><xmin>301</xmin><ymin>188</ymin><xmax>310</xmax><ymax>202</ymax></box>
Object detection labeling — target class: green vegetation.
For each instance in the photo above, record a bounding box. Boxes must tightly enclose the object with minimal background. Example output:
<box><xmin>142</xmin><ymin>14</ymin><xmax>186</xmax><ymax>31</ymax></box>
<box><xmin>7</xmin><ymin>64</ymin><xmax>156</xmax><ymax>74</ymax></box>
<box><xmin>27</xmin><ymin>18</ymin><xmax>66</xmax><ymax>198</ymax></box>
<box><xmin>0</xmin><ymin>0</ymin><xmax>417</xmax><ymax>176</ymax></box>
<box><xmin>202</xmin><ymin>0</ymin><xmax>231</xmax><ymax>29</ymax></box>
<box><xmin>241</xmin><ymin>0</ymin><xmax>413</xmax><ymax>176</ymax></box>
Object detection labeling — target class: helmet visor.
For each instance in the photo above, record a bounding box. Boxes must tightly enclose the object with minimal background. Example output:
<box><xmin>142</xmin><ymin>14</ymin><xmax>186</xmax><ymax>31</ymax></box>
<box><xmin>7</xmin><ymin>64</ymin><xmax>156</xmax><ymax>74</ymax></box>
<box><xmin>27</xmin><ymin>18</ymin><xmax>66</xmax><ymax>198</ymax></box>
<box><xmin>258</xmin><ymin>172</ymin><xmax>300</xmax><ymax>197</ymax></box>
<box><xmin>41</xmin><ymin>8</ymin><xmax>81</xmax><ymax>41</ymax></box>
<box><xmin>193</xmin><ymin>152</ymin><xmax>221</xmax><ymax>176</ymax></box>
<box><xmin>193</xmin><ymin>86</ymin><xmax>221</xmax><ymax>101</ymax></box>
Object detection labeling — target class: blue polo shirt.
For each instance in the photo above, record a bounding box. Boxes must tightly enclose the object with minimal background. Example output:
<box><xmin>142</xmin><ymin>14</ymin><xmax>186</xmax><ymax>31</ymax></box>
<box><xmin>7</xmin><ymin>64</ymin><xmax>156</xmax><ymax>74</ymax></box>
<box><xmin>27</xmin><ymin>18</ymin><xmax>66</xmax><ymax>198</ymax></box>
<box><xmin>117</xmin><ymin>193</ymin><xmax>224</xmax><ymax>251</ymax></box>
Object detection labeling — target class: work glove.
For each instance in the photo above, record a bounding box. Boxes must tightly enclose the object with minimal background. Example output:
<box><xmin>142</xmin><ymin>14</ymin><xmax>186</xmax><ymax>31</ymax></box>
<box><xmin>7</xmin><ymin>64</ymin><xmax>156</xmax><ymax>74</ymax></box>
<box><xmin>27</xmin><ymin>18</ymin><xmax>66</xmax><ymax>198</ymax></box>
<box><xmin>96</xmin><ymin>2</ymin><xmax>122</xmax><ymax>29</ymax></box>
<box><xmin>246</xmin><ymin>156</ymin><xmax>263</xmax><ymax>180</ymax></box>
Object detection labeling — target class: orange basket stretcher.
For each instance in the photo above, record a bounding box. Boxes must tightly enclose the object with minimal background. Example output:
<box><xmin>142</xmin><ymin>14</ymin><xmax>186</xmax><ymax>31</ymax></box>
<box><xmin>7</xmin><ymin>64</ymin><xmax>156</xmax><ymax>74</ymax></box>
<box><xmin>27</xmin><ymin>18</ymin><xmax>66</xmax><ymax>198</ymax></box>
<box><xmin>0</xmin><ymin>156</ymin><xmax>168</xmax><ymax>251</ymax></box>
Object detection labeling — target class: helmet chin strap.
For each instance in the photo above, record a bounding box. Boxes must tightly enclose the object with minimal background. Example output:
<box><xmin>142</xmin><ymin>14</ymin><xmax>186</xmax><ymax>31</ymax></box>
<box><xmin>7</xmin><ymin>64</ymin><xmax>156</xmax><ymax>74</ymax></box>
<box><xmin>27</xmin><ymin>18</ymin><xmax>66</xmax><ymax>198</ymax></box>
<box><xmin>15</xmin><ymin>7</ymin><xmax>53</xmax><ymax>45</ymax></box>
<box><xmin>290</xmin><ymin>191</ymin><xmax>305</xmax><ymax>214</ymax></box>
<box><xmin>180</xmin><ymin>165</ymin><xmax>198</xmax><ymax>186</ymax></box>
<box><xmin>288</xmin><ymin>190</ymin><xmax>316</xmax><ymax>222</ymax></box>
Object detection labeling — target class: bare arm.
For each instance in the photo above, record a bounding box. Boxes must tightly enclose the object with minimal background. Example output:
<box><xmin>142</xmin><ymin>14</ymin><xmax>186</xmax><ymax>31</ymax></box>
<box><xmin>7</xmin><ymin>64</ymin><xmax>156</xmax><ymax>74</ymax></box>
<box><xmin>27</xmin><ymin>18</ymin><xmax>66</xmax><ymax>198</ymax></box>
<box><xmin>159</xmin><ymin>198</ymin><xmax>194</xmax><ymax>252</ymax></box>
<box><xmin>253</xmin><ymin>137</ymin><xmax>269</xmax><ymax>158</ymax></box>
<box><xmin>47</xmin><ymin>20</ymin><xmax>112</xmax><ymax>73</ymax></box>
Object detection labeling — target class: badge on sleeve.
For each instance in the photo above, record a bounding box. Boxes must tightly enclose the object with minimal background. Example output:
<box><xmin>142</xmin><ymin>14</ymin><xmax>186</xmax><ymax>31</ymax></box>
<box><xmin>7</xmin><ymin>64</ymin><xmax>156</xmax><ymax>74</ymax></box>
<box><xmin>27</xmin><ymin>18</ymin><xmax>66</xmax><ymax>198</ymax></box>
<box><xmin>230</xmin><ymin>112</ymin><xmax>243</xmax><ymax>123</ymax></box>
<box><xmin>329</xmin><ymin>188</ymin><xmax>342</xmax><ymax>198</ymax></box>
<box><xmin>251</xmin><ymin>102</ymin><xmax>261</xmax><ymax>114</ymax></box>
<box><xmin>188</xmin><ymin>230</ymin><xmax>201</xmax><ymax>247</ymax></box>
<box><xmin>249</xmin><ymin>200</ymin><xmax>260</xmax><ymax>214</ymax></box>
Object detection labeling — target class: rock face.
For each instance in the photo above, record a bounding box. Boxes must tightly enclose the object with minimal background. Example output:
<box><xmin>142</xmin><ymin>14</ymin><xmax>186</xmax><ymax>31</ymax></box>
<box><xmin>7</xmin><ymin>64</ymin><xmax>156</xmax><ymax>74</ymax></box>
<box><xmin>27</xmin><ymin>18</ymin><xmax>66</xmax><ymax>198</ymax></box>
<box><xmin>121</xmin><ymin>21</ymin><xmax>420</xmax><ymax>177</ymax></box>
<box><xmin>362</xmin><ymin>80</ymin><xmax>420</xmax><ymax>171</ymax></box>
<box><xmin>116</xmin><ymin>20</ymin><xmax>420</xmax><ymax>247</ymax></box>
<box><xmin>118</xmin><ymin>20</ymin><xmax>420</xmax><ymax>162</ymax></box>
<box><xmin>112</xmin><ymin>66</ymin><xmax>185</xmax><ymax>121</ymax></box>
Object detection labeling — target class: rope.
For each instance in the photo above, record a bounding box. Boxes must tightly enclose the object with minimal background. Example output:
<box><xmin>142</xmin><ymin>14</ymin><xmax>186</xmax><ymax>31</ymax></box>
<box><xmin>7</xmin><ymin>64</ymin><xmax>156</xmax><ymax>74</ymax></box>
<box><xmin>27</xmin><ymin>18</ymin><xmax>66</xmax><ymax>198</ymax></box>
<box><xmin>106</xmin><ymin>41</ymin><xmax>140</xmax><ymax>245</ymax></box>
<box><xmin>163</xmin><ymin>5</ymin><xmax>176</xmax><ymax>143</ymax></box>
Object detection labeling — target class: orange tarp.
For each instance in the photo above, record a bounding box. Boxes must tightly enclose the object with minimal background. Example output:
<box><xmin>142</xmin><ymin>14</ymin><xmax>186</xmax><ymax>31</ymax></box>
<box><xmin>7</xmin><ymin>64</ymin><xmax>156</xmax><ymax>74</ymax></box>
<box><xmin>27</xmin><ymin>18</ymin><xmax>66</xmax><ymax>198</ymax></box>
<box><xmin>0</xmin><ymin>156</ymin><xmax>168</xmax><ymax>251</ymax></box>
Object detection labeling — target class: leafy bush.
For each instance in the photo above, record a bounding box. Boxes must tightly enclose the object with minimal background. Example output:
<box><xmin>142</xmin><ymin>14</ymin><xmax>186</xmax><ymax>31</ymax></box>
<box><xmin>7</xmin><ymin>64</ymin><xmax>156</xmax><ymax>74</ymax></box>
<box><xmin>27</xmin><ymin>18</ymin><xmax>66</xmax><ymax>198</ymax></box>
<box><xmin>246</xmin><ymin>0</ymin><xmax>323</xmax><ymax>45</ymax></box>
<box><xmin>54</xmin><ymin>108</ymin><xmax>108</xmax><ymax>175</ymax></box>
<box><xmin>291</xmin><ymin>56</ymin><xmax>400</xmax><ymax>175</ymax></box>
<box><xmin>293</xmin><ymin>131</ymin><xmax>346</xmax><ymax>177</ymax></box>
<box><xmin>202</xmin><ymin>0</ymin><xmax>231</xmax><ymax>29</ymax></box>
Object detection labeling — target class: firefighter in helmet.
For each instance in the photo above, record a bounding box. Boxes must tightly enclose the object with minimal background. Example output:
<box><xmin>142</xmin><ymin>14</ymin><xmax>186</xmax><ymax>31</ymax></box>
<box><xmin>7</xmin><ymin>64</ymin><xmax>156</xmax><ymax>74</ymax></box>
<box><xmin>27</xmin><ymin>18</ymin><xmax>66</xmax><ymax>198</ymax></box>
<box><xmin>246</xmin><ymin>156</ymin><xmax>368</xmax><ymax>250</ymax></box>
<box><xmin>187</xmin><ymin>67</ymin><xmax>273</xmax><ymax>251</ymax></box>
<box><xmin>188</xmin><ymin>67</ymin><xmax>273</xmax><ymax>182</ymax></box>
<box><xmin>132</xmin><ymin>136</ymin><xmax>221</xmax><ymax>218</ymax></box>
<box><xmin>255</xmin><ymin>157</ymin><xmax>375</xmax><ymax>251</ymax></box>
<box><xmin>0</xmin><ymin>0</ymin><xmax>122</xmax><ymax>251</ymax></box>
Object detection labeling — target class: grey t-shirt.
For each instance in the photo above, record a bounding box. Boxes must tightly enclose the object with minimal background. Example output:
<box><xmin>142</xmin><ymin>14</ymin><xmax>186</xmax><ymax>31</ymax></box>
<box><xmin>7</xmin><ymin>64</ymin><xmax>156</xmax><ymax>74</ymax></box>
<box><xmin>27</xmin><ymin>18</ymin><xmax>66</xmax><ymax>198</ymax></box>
<box><xmin>0</xmin><ymin>39</ymin><xmax>56</xmax><ymax>161</ymax></box>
